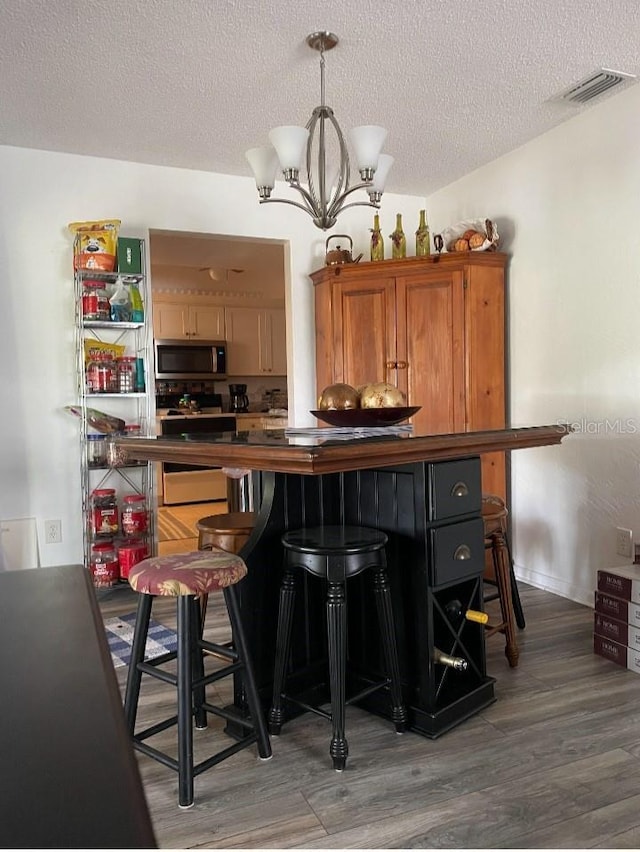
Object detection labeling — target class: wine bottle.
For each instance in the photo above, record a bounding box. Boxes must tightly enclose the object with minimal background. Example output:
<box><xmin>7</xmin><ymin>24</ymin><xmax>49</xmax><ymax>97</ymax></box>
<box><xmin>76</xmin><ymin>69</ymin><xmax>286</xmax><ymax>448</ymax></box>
<box><xmin>433</xmin><ymin>647</ymin><xmax>468</xmax><ymax>671</ymax></box>
<box><xmin>370</xmin><ymin>213</ymin><xmax>384</xmax><ymax>261</ymax></box>
<box><xmin>415</xmin><ymin>209</ymin><xmax>430</xmax><ymax>257</ymax></box>
<box><xmin>444</xmin><ymin>599</ymin><xmax>489</xmax><ymax>625</ymax></box>
<box><xmin>389</xmin><ymin>214</ymin><xmax>406</xmax><ymax>259</ymax></box>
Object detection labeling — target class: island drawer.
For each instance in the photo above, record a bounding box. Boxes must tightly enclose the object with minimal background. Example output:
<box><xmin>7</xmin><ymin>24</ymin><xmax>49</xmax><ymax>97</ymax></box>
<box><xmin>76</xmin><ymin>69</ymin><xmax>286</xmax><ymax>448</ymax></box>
<box><xmin>428</xmin><ymin>458</ymin><xmax>481</xmax><ymax>521</ymax></box>
<box><xmin>428</xmin><ymin>517</ymin><xmax>485</xmax><ymax>587</ymax></box>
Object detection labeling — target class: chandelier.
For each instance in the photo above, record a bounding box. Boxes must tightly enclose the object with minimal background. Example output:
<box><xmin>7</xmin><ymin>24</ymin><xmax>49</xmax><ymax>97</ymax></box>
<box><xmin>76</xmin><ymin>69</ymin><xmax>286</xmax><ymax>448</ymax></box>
<box><xmin>245</xmin><ymin>32</ymin><xmax>394</xmax><ymax>230</ymax></box>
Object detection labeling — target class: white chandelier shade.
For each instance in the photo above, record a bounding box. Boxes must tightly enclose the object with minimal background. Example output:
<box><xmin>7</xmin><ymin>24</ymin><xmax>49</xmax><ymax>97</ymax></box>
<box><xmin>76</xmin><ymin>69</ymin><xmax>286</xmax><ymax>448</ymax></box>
<box><xmin>348</xmin><ymin>125</ymin><xmax>388</xmax><ymax>175</ymax></box>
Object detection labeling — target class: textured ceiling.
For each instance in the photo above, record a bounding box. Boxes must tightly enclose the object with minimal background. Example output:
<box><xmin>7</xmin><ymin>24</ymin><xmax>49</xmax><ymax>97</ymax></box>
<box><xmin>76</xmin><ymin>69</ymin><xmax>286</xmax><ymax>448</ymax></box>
<box><xmin>2</xmin><ymin>0</ymin><xmax>640</xmax><ymax>200</ymax></box>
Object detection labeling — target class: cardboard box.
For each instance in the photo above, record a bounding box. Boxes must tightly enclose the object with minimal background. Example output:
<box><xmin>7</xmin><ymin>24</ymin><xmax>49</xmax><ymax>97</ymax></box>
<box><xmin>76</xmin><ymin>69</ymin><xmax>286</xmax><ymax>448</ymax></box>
<box><xmin>597</xmin><ymin>565</ymin><xmax>640</xmax><ymax>603</ymax></box>
<box><xmin>593</xmin><ymin>633</ymin><xmax>640</xmax><ymax>674</ymax></box>
<box><xmin>594</xmin><ymin>590</ymin><xmax>640</xmax><ymax>628</ymax></box>
<box><xmin>594</xmin><ymin>612</ymin><xmax>640</xmax><ymax>649</ymax></box>
<box><xmin>116</xmin><ymin>237</ymin><xmax>142</xmax><ymax>274</ymax></box>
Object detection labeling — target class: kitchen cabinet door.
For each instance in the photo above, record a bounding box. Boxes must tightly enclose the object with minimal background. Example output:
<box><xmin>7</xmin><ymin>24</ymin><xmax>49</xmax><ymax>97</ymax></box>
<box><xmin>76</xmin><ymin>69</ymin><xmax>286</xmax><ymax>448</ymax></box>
<box><xmin>153</xmin><ymin>303</ymin><xmax>225</xmax><ymax>340</ymax></box>
<box><xmin>190</xmin><ymin>305</ymin><xmax>225</xmax><ymax>339</ymax></box>
<box><xmin>226</xmin><ymin>307</ymin><xmax>287</xmax><ymax>376</ymax></box>
<box><xmin>154</xmin><ymin>303</ymin><xmax>188</xmax><ymax>339</ymax></box>
<box><xmin>264</xmin><ymin>309</ymin><xmax>287</xmax><ymax>375</ymax></box>
<box><xmin>225</xmin><ymin>307</ymin><xmax>261</xmax><ymax>375</ymax></box>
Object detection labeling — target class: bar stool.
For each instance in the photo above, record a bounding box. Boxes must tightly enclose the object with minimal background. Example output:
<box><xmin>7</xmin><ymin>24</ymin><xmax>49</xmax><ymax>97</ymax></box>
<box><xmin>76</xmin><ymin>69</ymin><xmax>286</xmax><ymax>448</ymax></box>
<box><xmin>482</xmin><ymin>495</ymin><xmax>525</xmax><ymax>628</ymax></box>
<box><xmin>124</xmin><ymin>549</ymin><xmax>272</xmax><ymax>809</ymax></box>
<box><xmin>268</xmin><ymin>525</ymin><xmax>407</xmax><ymax>772</ymax></box>
<box><xmin>482</xmin><ymin>496</ymin><xmax>519</xmax><ymax>667</ymax></box>
<box><xmin>197</xmin><ymin>512</ymin><xmax>257</xmax><ymax>554</ymax></box>
<box><xmin>196</xmin><ymin>511</ymin><xmax>257</xmax><ymax>626</ymax></box>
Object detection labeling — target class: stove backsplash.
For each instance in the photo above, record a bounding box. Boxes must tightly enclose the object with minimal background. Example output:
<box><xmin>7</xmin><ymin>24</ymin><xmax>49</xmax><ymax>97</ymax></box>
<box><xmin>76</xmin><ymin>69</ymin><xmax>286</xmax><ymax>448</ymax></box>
<box><xmin>155</xmin><ymin>379</ymin><xmax>287</xmax><ymax>413</ymax></box>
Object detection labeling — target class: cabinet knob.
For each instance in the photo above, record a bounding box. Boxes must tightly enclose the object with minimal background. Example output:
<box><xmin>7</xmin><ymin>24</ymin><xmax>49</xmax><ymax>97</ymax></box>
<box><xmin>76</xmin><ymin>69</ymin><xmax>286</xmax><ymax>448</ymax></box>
<box><xmin>451</xmin><ymin>481</ymin><xmax>469</xmax><ymax>498</ymax></box>
<box><xmin>385</xmin><ymin>360</ymin><xmax>397</xmax><ymax>370</ymax></box>
<box><xmin>396</xmin><ymin>361</ymin><xmax>408</xmax><ymax>370</ymax></box>
<box><xmin>454</xmin><ymin>544</ymin><xmax>472</xmax><ymax>561</ymax></box>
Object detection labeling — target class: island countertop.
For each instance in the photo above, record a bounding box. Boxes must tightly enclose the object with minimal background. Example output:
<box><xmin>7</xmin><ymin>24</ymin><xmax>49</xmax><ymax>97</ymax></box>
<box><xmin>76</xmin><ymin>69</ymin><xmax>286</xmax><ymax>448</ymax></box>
<box><xmin>115</xmin><ymin>423</ymin><xmax>571</xmax><ymax>475</ymax></box>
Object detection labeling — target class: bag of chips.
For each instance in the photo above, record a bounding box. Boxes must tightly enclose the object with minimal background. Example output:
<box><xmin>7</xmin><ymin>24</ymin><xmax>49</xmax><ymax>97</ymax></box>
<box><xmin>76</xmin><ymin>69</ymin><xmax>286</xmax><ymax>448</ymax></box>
<box><xmin>68</xmin><ymin>219</ymin><xmax>121</xmax><ymax>271</ymax></box>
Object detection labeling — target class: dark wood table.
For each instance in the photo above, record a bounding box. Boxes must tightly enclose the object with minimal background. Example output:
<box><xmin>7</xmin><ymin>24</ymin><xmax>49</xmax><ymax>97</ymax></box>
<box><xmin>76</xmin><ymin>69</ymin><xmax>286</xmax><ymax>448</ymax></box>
<box><xmin>0</xmin><ymin>564</ymin><xmax>156</xmax><ymax>849</ymax></box>
<box><xmin>116</xmin><ymin>424</ymin><xmax>570</xmax><ymax>737</ymax></box>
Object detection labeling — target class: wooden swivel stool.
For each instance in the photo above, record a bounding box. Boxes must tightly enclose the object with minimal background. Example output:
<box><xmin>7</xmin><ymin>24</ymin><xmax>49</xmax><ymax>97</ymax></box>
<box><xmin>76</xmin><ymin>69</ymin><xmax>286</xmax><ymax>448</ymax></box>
<box><xmin>197</xmin><ymin>511</ymin><xmax>257</xmax><ymax>554</ymax></box>
<box><xmin>482</xmin><ymin>495</ymin><xmax>525</xmax><ymax>629</ymax></box>
<box><xmin>196</xmin><ymin>511</ymin><xmax>257</xmax><ymax>624</ymax></box>
<box><xmin>269</xmin><ymin>525</ymin><xmax>407</xmax><ymax>771</ymax></box>
<box><xmin>482</xmin><ymin>496</ymin><xmax>519</xmax><ymax>667</ymax></box>
<box><xmin>123</xmin><ymin>549</ymin><xmax>272</xmax><ymax>808</ymax></box>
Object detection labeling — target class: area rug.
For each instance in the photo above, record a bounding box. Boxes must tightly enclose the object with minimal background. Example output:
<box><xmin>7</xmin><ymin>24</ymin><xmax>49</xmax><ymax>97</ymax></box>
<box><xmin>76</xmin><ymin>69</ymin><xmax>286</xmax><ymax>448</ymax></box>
<box><xmin>103</xmin><ymin>612</ymin><xmax>178</xmax><ymax>668</ymax></box>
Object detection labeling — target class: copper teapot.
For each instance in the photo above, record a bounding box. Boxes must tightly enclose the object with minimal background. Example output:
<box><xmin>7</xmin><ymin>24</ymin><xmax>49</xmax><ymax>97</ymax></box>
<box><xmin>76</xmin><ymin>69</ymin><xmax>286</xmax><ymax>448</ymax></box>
<box><xmin>325</xmin><ymin>235</ymin><xmax>363</xmax><ymax>266</ymax></box>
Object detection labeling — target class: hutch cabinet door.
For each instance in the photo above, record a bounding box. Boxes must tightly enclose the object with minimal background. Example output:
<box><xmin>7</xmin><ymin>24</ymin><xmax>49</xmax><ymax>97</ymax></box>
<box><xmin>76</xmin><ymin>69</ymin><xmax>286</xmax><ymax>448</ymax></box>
<box><xmin>331</xmin><ymin>276</ymin><xmax>397</xmax><ymax>388</ymax></box>
<box><xmin>463</xmin><ymin>261</ymin><xmax>507</xmax><ymax>500</ymax></box>
<box><xmin>396</xmin><ymin>270</ymin><xmax>466</xmax><ymax>436</ymax></box>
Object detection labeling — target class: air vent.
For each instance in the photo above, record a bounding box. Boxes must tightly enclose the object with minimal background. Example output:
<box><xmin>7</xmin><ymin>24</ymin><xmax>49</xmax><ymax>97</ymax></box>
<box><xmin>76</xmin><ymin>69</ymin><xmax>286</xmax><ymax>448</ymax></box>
<box><xmin>557</xmin><ymin>68</ymin><xmax>637</xmax><ymax>104</ymax></box>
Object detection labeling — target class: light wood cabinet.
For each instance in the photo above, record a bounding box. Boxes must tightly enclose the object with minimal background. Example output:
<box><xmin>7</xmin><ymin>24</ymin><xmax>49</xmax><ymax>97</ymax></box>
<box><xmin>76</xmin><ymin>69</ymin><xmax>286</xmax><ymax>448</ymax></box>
<box><xmin>153</xmin><ymin>302</ymin><xmax>225</xmax><ymax>340</ymax></box>
<box><xmin>311</xmin><ymin>253</ymin><xmax>508</xmax><ymax>499</ymax></box>
<box><xmin>225</xmin><ymin>307</ymin><xmax>287</xmax><ymax>376</ymax></box>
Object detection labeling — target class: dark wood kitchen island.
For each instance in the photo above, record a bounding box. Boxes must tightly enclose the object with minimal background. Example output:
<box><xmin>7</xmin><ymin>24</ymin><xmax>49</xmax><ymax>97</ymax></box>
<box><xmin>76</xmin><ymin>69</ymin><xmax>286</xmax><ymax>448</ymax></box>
<box><xmin>116</xmin><ymin>424</ymin><xmax>570</xmax><ymax>738</ymax></box>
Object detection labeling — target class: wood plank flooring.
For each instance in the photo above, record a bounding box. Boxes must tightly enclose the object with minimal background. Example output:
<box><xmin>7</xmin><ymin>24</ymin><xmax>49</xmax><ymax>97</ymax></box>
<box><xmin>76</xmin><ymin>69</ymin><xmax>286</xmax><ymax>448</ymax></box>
<box><xmin>99</xmin><ymin>583</ymin><xmax>640</xmax><ymax>849</ymax></box>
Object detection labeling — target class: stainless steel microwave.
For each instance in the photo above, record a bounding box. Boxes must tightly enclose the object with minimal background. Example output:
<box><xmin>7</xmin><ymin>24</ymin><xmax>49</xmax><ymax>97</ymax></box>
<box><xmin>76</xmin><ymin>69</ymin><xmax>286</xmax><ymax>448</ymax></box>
<box><xmin>154</xmin><ymin>339</ymin><xmax>227</xmax><ymax>380</ymax></box>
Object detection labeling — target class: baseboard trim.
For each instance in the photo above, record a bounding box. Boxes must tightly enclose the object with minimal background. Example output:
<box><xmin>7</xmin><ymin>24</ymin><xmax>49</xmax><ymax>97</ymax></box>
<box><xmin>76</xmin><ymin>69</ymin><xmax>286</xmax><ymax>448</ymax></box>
<box><xmin>515</xmin><ymin>563</ymin><xmax>593</xmax><ymax>608</ymax></box>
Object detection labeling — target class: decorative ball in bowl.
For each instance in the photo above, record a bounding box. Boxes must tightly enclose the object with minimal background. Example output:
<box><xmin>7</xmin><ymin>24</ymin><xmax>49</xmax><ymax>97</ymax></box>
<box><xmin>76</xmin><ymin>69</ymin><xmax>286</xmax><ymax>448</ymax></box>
<box><xmin>310</xmin><ymin>406</ymin><xmax>421</xmax><ymax>427</ymax></box>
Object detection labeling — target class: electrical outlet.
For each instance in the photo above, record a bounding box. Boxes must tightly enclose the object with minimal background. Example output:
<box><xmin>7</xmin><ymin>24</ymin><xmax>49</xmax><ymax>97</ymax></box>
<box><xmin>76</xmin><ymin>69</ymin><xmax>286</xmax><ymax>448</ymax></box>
<box><xmin>616</xmin><ymin>526</ymin><xmax>633</xmax><ymax>558</ymax></box>
<box><xmin>44</xmin><ymin>519</ymin><xmax>62</xmax><ymax>545</ymax></box>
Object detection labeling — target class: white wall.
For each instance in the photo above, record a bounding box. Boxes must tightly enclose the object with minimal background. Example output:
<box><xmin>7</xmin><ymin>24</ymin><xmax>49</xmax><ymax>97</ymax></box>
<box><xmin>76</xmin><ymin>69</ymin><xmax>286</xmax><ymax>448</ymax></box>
<box><xmin>427</xmin><ymin>83</ymin><xmax>640</xmax><ymax>605</ymax></box>
<box><xmin>0</xmin><ymin>145</ymin><xmax>424</xmax><ymax>567</ymax></box>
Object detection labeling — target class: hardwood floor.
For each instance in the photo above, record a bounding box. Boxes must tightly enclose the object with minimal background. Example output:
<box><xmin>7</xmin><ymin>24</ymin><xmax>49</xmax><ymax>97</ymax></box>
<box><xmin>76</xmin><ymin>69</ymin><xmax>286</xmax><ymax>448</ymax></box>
<box><xmin>99</xmin><ymin>584</ymin><xmax>640</xmax><ymax>849</ymax></box>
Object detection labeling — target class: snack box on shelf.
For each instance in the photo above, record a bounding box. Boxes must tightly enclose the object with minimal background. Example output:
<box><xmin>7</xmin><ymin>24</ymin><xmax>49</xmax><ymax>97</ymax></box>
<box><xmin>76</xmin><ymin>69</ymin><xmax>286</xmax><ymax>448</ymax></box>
<box><xmin>117</xmin><ymin>237</ymin><xmax>142</xmax><ymax>274</ymax></box>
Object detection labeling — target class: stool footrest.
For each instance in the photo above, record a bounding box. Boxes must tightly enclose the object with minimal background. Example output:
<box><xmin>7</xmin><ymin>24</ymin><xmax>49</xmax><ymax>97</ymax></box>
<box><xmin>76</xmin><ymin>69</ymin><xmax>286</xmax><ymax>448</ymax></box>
<box><xmin>133</xmin><ymin>732</ymin><xmax>260</xmax><ymax>779</ymax></box>
<box><xmin>193</xmin><ymin>734</ymin><xmax>259</xmax><ymax>778</ymax></box>
<box><xmin>193</xmin><ymin>662</ymin><xmax>242</xmax><ymax>691</ymax></box>
<box><xmin>135</xmin><ymin>714</ymin><xmax>178</xmax><ymax>743</ymax></box>
<box><xmin>282</xmin><ymin>676</ymin><xmax>392</xmax><ymax>721</ymax></box>
<box><xmin>200</xmin><ymin>701</ymin><xmax>257</xmax><ymax>729</ymax></box>
<box><xmin>345</xmin><ymin>678</ymin><xmax>391</xmax><ymax>707</ymax></box>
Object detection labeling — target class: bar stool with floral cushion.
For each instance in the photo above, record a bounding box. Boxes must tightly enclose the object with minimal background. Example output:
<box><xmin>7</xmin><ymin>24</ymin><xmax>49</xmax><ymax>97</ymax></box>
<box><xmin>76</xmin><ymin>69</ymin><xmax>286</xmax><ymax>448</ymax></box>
<box><xmin>124</xmin><ymin>549</ymin><xmax>272</xmax><ymax>808</ymax></box>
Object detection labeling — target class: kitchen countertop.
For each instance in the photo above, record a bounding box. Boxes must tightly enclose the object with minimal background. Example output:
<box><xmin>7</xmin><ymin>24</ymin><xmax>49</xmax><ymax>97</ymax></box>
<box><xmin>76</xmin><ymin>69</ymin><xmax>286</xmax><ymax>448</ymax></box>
<box><xmin>235</xmin><ymin>411</ymin><xmax>289</xmax><ymax>418</ymax></box>
<box><xmin>155</xmin><ymin>411</ymin><xmax>234</xmax><ymax>421</ymax></box>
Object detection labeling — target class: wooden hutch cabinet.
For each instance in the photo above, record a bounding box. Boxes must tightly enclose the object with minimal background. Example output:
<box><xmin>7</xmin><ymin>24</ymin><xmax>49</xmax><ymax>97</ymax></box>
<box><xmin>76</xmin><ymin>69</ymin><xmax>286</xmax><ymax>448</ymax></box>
<box><xmin>311</xmin><ymin>252</ymin><xmax>508</xmax><ymax>499</ymax></box>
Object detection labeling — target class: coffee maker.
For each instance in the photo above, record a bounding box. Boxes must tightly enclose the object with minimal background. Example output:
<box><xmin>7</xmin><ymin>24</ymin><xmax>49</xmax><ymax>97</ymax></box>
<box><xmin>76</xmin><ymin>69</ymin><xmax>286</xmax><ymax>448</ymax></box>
<box><xmin>229</xmin><ymin>384</ymin><xmax>249</xmax><ymax>413</ymax></box>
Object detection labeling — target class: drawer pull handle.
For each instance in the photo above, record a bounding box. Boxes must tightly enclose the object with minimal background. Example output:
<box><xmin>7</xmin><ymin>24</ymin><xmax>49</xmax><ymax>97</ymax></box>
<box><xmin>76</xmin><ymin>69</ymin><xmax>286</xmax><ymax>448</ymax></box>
<box><xmin>454</xmin><ymin>545</ymin><xmax>472</xmax><ymax>561</ymax></box>
<box><xmin>451</xmin><ymin>481</ymin><xmax>469</xmax><ymax>498</ymax></box>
